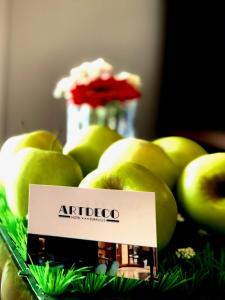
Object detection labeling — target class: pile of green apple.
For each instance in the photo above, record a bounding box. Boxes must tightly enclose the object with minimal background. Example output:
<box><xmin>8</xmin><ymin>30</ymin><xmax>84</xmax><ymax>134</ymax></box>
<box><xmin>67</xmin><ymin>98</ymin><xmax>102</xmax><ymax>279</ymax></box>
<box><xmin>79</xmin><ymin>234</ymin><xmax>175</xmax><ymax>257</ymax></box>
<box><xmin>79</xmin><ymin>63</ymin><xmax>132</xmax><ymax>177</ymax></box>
<box><xmin>0</xmin><ymin>126</ymin><xmax>122</xmax><ymax>218</ymax></box>
<box><xmin>153</xmin><ymin>136</ymin><xmax>225</xmax><ymax>237</ymax></box>
<box><xmin>1</xmin><ymin>125</ymin><xmax>224</xmax><ymax>254</ymax></box>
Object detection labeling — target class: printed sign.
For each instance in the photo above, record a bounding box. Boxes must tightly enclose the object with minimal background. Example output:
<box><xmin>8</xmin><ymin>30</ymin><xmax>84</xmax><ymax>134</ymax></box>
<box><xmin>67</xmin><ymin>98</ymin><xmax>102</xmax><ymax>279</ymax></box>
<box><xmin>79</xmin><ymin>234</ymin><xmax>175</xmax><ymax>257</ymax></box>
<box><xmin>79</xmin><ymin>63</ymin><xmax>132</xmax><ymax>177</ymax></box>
<box><xmin>27</xmin><ymin>184</ymin><xmax>158</xmax><ymax>280</ymax></box>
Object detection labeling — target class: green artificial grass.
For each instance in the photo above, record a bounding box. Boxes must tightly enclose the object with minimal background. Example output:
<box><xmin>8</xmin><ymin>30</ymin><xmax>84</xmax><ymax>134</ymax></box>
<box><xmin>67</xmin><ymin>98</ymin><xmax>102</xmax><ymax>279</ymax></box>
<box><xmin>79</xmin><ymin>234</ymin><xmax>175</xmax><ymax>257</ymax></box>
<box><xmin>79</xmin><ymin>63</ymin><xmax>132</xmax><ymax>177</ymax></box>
<box><xmin>147</xmin><ymin>265</ymin><xmax>193</xmax><ymax>293</ymax></box>
<box><xmin>1</xmin><ymin>192</ymin><xmax>225</xmax><ymax>299</ymax></box>
<box><xmin>73</xmin><ymin>272</ymin><xmax>114</xmax><ymax>294</ymax></box>
<box><xmin>109</xmin><ymin>274</ymin><xmax>143</xmax><ymax>294</ymax></box>
<box><xmin>29</xmin><ymin>261</ymin><xmax>89</xmax><ymax>296</ymax></box>
<box><xmin>0</xmin><ymin>191</ymin><xmax>27</xmax><ymax>260</ymax></box>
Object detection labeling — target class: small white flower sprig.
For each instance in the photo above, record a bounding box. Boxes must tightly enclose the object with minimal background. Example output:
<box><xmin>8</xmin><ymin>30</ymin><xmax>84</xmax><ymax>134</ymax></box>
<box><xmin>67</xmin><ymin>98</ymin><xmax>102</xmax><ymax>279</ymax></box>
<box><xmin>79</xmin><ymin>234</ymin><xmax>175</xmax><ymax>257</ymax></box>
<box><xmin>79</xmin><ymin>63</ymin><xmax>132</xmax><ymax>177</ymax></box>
<box><xmin>175</xmin><ymin>247</ymin><xmax>196</xmax><ymax>260</ymax></box>
<box><xmin>177</xmin><ymin>213</ymin><xmax>185</xmax><ymax>222</ymax></box>
<box><xmin>53</xmin><ymin>58</ymin><xmax>142</xmax><ymax>108</ymax></box>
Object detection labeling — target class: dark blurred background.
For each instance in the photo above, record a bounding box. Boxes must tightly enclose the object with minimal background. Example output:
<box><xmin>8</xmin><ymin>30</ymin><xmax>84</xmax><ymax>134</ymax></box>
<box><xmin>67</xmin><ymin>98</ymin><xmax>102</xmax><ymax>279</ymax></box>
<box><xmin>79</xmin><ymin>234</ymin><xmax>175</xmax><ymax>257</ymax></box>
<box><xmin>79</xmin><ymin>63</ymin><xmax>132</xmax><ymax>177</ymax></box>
<box><xmin>155</xmin><ymin>0</ymin><xmax>225</xmax><ymax>150</ymax></box>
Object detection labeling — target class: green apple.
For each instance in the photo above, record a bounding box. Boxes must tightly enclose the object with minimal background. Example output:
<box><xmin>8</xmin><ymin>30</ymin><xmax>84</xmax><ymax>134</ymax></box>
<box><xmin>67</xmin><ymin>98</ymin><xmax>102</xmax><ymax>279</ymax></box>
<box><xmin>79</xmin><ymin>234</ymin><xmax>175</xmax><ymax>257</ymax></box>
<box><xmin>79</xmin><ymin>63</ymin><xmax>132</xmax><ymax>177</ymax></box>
<box><xmin>152</xmin><ymin>136</ymin><xmax>207</xmax><ymax>173</ymax></box>
<box><xmin>98</xmin><ymin>137</ymin><xmax>179</xmax><ymax>188</ymax></box>
<box><xmin>1</xmin><ymin>258</ymin><xmax>34</xmax><ymax>300</ymax></box>
<box><xmin>0</xmin><ymin>239</ymin><xmax>10</xmax><ymax>285</ymax></box>
<box><xmin>79</xmin><ymin>162</ymin><xmax>178</xmax><ymax>251</ymax></box>
<box><xmin>0</xmin><ymin>180</ymin><xmax>5</xmax><ymax>199</ymax></box>
<box><xmin>64</xmin><ymin>124</ymin><xmax>123</xmax><ymax>176</ymax></box>
<box><xmin>0</xmin><ymin>129</ymin><xmax>63</xmax><ymax>155</ymax></box>
<box><xmin>177</xmin><ymin>153</ymin><xmax>225</xmax><ymax>234</ymax></box>
<box><xmin>0</xmin><ymin>129</ymin><xmax>63</xmax><ymax>189</ymax></box>
<box><xmin>5</xmin><ymin>147</ymin><xmax>83</xmax><ymax>217</ymax></box>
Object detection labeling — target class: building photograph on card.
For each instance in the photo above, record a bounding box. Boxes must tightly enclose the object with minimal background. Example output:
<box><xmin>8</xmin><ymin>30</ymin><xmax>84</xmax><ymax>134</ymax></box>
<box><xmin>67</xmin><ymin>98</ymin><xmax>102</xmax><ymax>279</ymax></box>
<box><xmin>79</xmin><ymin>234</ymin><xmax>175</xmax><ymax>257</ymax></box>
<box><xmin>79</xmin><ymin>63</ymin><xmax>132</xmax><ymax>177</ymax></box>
<box><xmin>27</xmin><ymin>234</ymin><xmax>158</xmax><ymax>280</ymax></box>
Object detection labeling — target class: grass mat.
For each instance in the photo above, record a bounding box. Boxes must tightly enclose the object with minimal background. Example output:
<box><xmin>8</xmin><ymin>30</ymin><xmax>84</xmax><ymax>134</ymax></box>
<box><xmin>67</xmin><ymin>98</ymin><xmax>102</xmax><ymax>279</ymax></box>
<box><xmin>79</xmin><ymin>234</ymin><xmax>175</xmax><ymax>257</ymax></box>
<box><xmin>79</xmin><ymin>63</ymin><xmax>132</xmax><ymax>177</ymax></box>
<box><xmin>1</xmin><ymin>191</ymin><xmax>225</xmax><ymax>299</ymax></box>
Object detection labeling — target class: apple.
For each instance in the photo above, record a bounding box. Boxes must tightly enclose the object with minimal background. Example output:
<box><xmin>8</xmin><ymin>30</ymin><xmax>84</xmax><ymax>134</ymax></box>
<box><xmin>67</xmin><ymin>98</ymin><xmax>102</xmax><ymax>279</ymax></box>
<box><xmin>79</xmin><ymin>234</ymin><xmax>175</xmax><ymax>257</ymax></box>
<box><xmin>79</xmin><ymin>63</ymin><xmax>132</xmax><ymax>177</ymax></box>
<box><xmin>0</xmin><ymin>129</ymin><xmax>63</xmax><ymax>189</ymax></box>
<box><xmin>1</xmin><ymin>258</ymin><xmax>34</xmax><ymax>300</ymax></box>
<box><xmin>63</xmin><ymin>124</ymin><xmax>123</xmax><ymax>176</ymax></box>
<box><xmin>0</xmin><ymin>129</ymin><xmax>63</xmax><ymax>155</ymax></box>
<box><xmin>0</xmin><ymin>181</ymin><xmax>5</xmax><ymax>199</ymax></box>
<box><xmin>0</xmin><ymin>239</ymin><xmax>10</xmax><ymax>285</ymax></box>
<box><xmin>177</xmin><ymin>152</ymin><xmax>225</xmax><ymax>234</ymax></box>
<box><xmin>5</xmin><ymin>147</ymin><xmax>83</xmax><ymax>217</ymax></box>
<box><xmin>152</xmin><ymin>136</ymin><xmax>207</xmax><ymax>173</ymax></box>
<box><xmin>79</xmin><ymin>161</ymin><xmax>178</xmax><ymax>251</ymax></box>
<box><xmin>98</xmin><ymin>137</ymin><xmax>179</xmax><ymax>188</ymax></box>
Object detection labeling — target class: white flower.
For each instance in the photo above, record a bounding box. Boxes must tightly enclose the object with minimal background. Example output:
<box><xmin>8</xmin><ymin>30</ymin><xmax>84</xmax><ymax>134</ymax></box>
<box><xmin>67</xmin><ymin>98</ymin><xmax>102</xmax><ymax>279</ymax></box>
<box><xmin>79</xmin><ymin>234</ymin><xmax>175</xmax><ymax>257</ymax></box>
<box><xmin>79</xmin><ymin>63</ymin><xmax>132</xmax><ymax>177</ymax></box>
<box><xmin>177</xmin><ymin>213</ymin><xmax>185</xmax><ymax>222</ymax></box>
<box><xmin>175</xmin><ymin>247</ymin><xmax>196</xmax><ymax>260</ymax></box>
<box><xmin>89</xmin><ymin>58</ymin><xmax>113</xmax><ymax>75</ymax></box>
<box><xmin>70</xmin><ymin>58</ymin><xmax>113</xmax><ymax>85</ymax></box>
<box><xmin>53</xmin><ymin>77</ymin><xmax>74</xmax><ymax>99</ymax></box>
<box><xmin>116</xmin><ymin>71</ymin><xmax>142</xmax><ymax>90</ymax></box>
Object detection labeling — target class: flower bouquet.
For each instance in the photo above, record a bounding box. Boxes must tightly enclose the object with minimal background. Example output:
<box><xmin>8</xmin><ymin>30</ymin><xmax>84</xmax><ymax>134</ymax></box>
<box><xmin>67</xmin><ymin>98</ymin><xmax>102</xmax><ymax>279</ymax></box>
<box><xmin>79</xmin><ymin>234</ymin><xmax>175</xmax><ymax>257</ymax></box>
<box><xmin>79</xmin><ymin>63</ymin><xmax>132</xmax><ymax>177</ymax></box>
<box><xmin>53</xmin><ymin>58</ymin><xmax>142</xmax><ymax>145</ymax></box>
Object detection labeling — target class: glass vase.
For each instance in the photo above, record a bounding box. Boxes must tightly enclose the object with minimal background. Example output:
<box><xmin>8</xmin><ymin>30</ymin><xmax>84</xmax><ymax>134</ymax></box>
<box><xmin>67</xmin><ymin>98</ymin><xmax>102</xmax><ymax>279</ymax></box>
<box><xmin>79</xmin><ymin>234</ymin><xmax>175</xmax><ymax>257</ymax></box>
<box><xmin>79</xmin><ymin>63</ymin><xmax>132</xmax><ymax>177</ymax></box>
<box><xmin>66</xmin><ymin>100</ymin><xmax>138</xmax><ymax>146</ymax></box>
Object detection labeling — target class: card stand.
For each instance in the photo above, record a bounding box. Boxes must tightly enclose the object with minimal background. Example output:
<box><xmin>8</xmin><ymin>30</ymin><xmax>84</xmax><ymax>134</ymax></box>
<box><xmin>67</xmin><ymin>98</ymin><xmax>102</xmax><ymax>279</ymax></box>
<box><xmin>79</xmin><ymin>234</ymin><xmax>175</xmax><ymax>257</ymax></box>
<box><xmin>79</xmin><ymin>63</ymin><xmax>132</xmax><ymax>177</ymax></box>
<box><xmin>0</xmin><ymin>225</ymin><xmax>55</xmax><ymax>300</ymax></box>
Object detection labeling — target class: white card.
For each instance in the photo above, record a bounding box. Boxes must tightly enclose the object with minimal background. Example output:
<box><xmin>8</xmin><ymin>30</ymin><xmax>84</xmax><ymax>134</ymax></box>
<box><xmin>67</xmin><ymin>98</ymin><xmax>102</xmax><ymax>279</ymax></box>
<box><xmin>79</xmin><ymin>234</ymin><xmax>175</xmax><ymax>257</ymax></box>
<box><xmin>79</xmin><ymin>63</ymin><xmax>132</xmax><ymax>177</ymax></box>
<box><xmin>28</xmin><ymin>184</ymin><xmax>157</xmax><ymax>248</ymax></box>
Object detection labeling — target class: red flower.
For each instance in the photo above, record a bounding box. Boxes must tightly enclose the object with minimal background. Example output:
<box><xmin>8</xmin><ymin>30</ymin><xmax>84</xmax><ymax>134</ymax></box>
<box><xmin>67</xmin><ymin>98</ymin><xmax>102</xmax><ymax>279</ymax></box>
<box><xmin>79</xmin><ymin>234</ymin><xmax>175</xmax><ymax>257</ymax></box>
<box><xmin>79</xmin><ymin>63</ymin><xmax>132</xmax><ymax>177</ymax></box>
<box><xmin>70</xmin><ymin>77</ymin><xmax>142</xmax><ymax>108</ymax></box>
